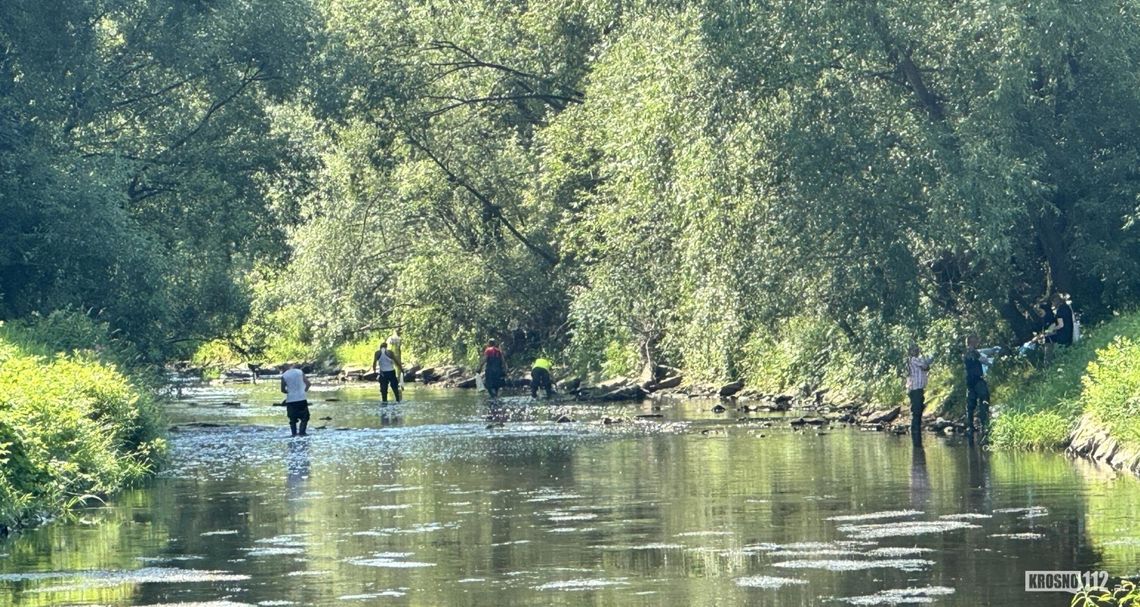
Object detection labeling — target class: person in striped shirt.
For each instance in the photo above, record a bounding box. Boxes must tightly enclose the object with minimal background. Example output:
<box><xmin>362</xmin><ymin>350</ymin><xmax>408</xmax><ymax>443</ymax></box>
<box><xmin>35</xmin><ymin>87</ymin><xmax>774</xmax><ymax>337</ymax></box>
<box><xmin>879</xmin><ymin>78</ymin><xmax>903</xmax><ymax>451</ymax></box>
<box><xmin>906</xmin><ymin>343</ymin><xmax>933</xmax><ymax>440</ymax></box>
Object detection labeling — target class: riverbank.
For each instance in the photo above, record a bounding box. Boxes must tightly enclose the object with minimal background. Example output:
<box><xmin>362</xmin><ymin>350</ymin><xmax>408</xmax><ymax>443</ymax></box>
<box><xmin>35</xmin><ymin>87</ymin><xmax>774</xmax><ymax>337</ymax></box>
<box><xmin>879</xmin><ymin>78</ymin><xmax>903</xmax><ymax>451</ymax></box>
<box><xmin>0</xmin><ymin>317</ymin><xmax>166</xmax><ymax>535</ymax></box>
<box><xmin>988</xmin><ymin>311</ymin><xmax>1140</xmax><ymax>467</ymax></box>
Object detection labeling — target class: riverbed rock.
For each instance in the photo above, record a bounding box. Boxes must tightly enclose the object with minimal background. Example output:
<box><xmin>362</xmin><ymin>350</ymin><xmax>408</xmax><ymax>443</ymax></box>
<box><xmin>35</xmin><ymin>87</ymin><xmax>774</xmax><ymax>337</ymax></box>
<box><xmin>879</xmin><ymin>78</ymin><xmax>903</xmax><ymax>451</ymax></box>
<box><xmin>1068</xmin><ymin>414</ymin><xmax>1140</xmax><ymax>474</ymax></box>
<box><xmin>556</xmin><ymin>415</ymin><xmax>573</xmax><ymax>423</ymax></box>
<box><xmin>712</xmin><ymin>404</ymin><xmax>726</xmax><ymax>413</ymax></box>
<box><xmin>718</xmin><ymin>380</ymin><xmax>745</xmax><ymax>397</ymax></box>
<box><xmin>772</xmin><ymin>394</ymin><xmax>795</xmax><ymax>411</ymax></box>
<box><xmin>644</xmin><ymin>374</ymin><xmax>683</xmax><ymax>392</ymax></box>
<box><xmin>581</xmin><ymin>377</ymin><xmax>645</xmax><ymax>401</ymax></box>
<box><xmin>454</xmin><ymin>376</ymin><xmax>477</xmax><ymax>389</ymax></box>
<box><xmin>928</xmin><ymin>417</ymin><xmax>955</xmax><ymax>432</ymax></box>
<box><xmin>556</xmin><ymin>377</ymin><xmax>582</xmax><ymax>393</ymax></box>
<box><xmin>860</xmin><ymin>407</ymin><xmax>901</xmax><ymax>425</ymax></box>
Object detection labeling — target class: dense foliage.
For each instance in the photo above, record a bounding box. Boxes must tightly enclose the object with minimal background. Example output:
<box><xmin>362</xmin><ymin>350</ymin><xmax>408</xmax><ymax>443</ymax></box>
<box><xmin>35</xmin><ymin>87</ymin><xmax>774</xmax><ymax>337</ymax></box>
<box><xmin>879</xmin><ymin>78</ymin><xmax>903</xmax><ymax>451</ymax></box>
<box><xmin>989</xmin><ymin>310</ymin><xmax>1140</xmax><ymax>450</ymax></box>
<box><xmin>0</xmin><ymin>316</ymin><xmax>165</xmax><ymax>531</ymax></box>
<box><xmin>7</xmin><ymin>1</ymin><xmax>1140</xmax><ymax>400</ymax></box>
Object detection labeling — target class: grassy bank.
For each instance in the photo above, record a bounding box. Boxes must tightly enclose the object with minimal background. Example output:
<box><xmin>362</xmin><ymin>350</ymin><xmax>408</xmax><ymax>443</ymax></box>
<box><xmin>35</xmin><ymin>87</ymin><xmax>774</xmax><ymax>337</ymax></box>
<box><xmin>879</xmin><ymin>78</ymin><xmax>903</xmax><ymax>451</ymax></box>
<box><xmin>0</xmin><ymin>315</ymin><xmax>166</xmax><ymax>534</ymax></box>
<box><xmin>989</xmin><ymin>311</ymin><xmax>1140</xmax><ymax>450</ymax></box>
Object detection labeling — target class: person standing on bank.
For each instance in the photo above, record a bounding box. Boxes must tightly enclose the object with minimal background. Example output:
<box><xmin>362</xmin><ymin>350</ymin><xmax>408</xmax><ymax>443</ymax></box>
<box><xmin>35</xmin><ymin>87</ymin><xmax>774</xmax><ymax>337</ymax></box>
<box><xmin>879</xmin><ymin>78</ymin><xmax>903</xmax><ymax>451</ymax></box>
<box><xmin>477</xmin><ymin>339</ymin><xmax>507</xmax><ymax>399</ymax></box>
<box><xmin>963</xmin><ymin>335</ymin><xmax>993</xmax><ymax>436</ymax></box>
<box><xmin>531</xmin><ymin>355</ymin><xmax>555</xmax><ymax>399</ymax></box>
<box><xmin>905</xmin><ymin>343</ymin><xmax>933</xmax><ymax>440</ymax></box>
<box><xmin>372</xmin><ymin>342</ymin><xmax>402</xmax><ymax>404</ymax></box>
<box><xmin>280</xmin><ymin>364</ymin><xmax>312</xmax><ymax>437</ymax></box>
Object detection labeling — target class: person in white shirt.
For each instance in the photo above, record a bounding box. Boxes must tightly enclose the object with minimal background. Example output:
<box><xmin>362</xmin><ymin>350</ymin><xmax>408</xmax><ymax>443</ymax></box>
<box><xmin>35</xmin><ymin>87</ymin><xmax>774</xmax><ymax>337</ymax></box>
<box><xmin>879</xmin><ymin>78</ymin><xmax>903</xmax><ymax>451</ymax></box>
<box><xmin>905</xmin><ymin>343</ymin><xmax>933</xmax><ymax>441</ymax></box>
<box><xmin>280</xmin><ymin>364</ymin><xmax>312</xmax><ymax>437</ymax></box>
<box><xmin>371</xmin><ymin>343</ymin><xmax>402</xmax><ymax>403</ymax></box>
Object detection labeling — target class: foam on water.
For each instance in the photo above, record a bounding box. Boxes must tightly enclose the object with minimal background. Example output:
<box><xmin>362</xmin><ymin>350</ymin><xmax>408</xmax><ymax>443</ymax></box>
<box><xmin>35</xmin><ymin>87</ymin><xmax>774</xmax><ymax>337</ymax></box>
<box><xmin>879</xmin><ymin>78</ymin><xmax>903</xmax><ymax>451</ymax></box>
<box><xmin>734</xmin><ymin>575</ymin><xmax>810</xmax><ymax>588</ymax></box>
<box><xmin>773</xmin><ymin>559</ymin><xmax>934</xmax><ymax>572</ymax></box>
<box><xmin>838</xmin><ymin>520</ymin><xmax>981</xmax><ymax>540</ymax></box>
<box><xmin>837</xmin><ymin>586</ymin><xmax>956</xmax><ymax>606</ymax></box>
<box><xmin>19</xmin><ymin>568</ymin><xmax>250</xmax><ymax>593</ymax></box>
<box><xmin>989</xmin><ymin>533</ymin><xmax>1045</xmax><ymax>540</ymax></box>
<box><xmin>533</xmin><ymin>578</ymin><xmax>630</xmax><ymax>591</ymax></box>
<box><xmin>826</xmin><ymin>510</ymin><xmax>924</xmax><ymax>522</ymax></box>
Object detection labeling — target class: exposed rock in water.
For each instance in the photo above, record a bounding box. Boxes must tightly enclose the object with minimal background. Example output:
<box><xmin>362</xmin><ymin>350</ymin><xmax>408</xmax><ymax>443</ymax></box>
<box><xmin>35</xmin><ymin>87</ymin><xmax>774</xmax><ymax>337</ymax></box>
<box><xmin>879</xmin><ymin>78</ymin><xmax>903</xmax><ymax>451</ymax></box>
<box><xmin>860</xmin><ymin>407</ymin><xmax>901</xmax><ymax>425</ymax></box>
<box><xmin>578</xmin><ymin>377</ymin><xmax>645</xmax><ymax>402</ymax></box>
<box><xmin>712</xmin><ymin>404</ymin><xmax>726</xmax><ymax>413</ymax></box>
<box><xmin>644</xmin><ymin>374</ymin><xmax>683</xmax><ymax>392</ymax></box>
<box><xmin>1068</xmin><ymin>413</ymin><xmax>1140</xmax><ymax>475</ymax></box>
<box><xmin>556</xmin><ymin>377</ymin><xmax>582</xmax><ymax>393</ymax></box>
<box><xmin>718</xmin><ymin>380</ymin><xmax>745</xmax><ymax>397</ymax></box>
<box><xmin>556</xmin><ymin>415</ymin><xmax>573</xmax><ymax>423</ymax></box>
<box><xmin>453</xmin><ymin>376</ymin><xmax>477</xmax><ymax>389</ymax></box>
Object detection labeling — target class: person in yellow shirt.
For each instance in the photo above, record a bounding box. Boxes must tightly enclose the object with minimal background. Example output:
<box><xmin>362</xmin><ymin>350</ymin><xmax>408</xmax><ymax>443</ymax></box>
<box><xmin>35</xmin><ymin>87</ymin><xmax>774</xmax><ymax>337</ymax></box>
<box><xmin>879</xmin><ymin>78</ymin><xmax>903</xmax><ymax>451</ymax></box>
<box><xmin>531</xmin><ymin>356</ymin><xmax>554</xmax><ymax>399</ymax></box>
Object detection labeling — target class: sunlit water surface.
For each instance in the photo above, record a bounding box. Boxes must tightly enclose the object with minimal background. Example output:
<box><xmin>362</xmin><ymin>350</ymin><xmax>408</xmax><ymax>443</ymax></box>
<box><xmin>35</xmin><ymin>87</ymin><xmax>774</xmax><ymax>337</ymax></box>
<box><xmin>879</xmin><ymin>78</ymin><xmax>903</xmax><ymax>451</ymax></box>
<box><xmin>2</xmin><ymin>383</ymin><xmax>1139</xmax><ymax>606</ymax></box>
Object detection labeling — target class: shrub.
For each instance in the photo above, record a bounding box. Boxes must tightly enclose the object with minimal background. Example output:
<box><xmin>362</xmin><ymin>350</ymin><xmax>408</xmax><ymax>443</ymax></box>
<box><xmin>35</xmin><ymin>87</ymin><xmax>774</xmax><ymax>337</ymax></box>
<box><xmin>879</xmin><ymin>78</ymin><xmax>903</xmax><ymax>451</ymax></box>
<box><xmin>0</xmin><ymin>320</ymin><xmax>166</xmax><ymax>532</ymax></box>
<box><xmin>1081</xmin><ymin>336</ymin><xmax>1140</xmax><ymax>448</ymax></box>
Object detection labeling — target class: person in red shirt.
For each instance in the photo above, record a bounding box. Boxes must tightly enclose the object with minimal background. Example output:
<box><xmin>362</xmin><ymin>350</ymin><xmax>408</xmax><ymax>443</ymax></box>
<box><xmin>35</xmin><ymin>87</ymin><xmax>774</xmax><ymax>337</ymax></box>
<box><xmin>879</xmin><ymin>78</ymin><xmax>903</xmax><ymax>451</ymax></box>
<box><xmin>477</xmin><ymin>339</ymin><xmax>508</xmax><ymax>398</ymax></box>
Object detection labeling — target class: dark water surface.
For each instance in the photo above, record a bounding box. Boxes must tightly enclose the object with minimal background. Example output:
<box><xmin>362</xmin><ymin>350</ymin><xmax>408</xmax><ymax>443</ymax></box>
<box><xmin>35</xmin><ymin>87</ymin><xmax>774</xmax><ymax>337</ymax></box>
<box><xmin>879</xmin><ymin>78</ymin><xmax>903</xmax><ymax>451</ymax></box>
<box><xmin>2</xmin><ymin>383</ymin><xmax>1139</xmax><ymax>606</ymax></box>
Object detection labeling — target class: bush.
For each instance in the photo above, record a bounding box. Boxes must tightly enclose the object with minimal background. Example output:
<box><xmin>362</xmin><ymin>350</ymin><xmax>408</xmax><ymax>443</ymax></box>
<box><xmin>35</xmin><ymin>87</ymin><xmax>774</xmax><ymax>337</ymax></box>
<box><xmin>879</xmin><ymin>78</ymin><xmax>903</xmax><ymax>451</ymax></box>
<box><xmin>1081</xmin><ymin>335</ymin><xmax>1140</xmax><ymax>448</ymax></box>
<box><xmin>0</xmin><ymin>320</ymin><xmax>166</xmax><ymax>532</ymax></box>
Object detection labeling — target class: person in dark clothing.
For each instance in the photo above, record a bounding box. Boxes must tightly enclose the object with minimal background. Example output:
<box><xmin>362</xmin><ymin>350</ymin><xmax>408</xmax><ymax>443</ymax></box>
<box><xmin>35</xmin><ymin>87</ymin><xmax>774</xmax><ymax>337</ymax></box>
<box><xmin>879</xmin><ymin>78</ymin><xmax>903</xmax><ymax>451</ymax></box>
<box><xmin>477</xmin><ymin>339</ymin><xmax>508</xmax><ymax>398</ymax></box>
<box><xmin>530</xmin><ymin>356</ymin><xmax>555</xmax><ymax>399</ymax></box>
<box><xmin>963</xmin><ymin>335</ymin><xmax>992</xmax><ymax>436</ymax></box>
<box><xmin>1038</xmin><ymin>302</ymin><xmax>1056</xmax><ymax>335</ymax></box>
<box><xmin>1049</xmin><ymin>293</ymin><xmax>1075</xmax><ymax>346</ymax></box>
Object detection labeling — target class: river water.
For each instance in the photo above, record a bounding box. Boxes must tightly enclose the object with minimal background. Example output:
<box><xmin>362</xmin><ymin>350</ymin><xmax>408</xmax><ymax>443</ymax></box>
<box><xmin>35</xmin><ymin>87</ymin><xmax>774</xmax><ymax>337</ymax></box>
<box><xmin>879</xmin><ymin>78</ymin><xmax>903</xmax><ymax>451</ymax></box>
<box><xmin>1</xmin><ymin>383</ymin><xmax>1139</xmax><ymax>606</ymax></box>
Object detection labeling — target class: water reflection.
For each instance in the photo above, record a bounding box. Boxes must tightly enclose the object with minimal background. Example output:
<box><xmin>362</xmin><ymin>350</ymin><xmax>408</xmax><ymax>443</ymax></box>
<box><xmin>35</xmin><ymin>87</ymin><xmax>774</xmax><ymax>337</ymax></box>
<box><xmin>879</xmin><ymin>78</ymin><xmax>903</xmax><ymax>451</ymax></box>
<box><xmin>286</xmin><ymin>439</ymin><xmax>311</xmax><ymax>502</ymax></box>
<box><xmin>909</xmin><ymin>443</ymin><xmax>931</xmax><ymax>510</ymax></box>
<box><xmin>1</xmin><ymin>385</ymin><xmax>1139</xmax><ymax>606</ymax></box>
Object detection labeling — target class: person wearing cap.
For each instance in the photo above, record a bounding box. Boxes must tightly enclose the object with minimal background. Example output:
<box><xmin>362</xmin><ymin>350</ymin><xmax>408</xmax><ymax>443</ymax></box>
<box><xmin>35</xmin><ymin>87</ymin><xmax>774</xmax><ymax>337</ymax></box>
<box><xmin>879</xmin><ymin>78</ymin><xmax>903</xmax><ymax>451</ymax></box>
<box><xmin>531</xmin><ymin>356</ymin><xmax>555</xmax><ymax>399</ymax></box>
<box><xmin>477</xmin><ymin>339</ymin><xmax>507</xmax><ymax>398</ymax></box>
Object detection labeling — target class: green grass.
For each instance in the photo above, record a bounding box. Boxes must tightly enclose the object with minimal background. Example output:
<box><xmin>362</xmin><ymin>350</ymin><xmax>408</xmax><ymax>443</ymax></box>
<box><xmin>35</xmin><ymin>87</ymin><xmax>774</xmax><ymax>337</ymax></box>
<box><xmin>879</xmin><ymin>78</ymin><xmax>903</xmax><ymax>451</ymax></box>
<box><xmin>989</xmin><ymin>311</ymin><xmax>1140</xmax><ymax>450</ymax></box>
<box><xmin>0</xmin><ymin>317</ymin><xmax>166</xmax><ymax>533</ymax></box>
<box><xmin>334</xmin><ymin>336</ymin><xmax>382</xmax><ymax>369</ymax></box>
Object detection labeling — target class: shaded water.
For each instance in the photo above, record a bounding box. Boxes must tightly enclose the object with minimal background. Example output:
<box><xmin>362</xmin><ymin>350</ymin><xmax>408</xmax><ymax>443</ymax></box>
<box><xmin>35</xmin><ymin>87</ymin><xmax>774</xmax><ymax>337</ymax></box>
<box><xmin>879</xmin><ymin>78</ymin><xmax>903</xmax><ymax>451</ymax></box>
<box><xmin>2</xmin><ymin>383</ymin><xmax>1140</xmax><ymax>606</ymax></box>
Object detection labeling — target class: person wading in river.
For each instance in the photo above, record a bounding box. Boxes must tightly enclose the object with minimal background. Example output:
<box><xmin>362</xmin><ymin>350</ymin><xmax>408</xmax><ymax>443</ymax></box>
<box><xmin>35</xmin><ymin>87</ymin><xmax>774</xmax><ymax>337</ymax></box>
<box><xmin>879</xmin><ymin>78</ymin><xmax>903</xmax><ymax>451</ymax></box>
<box><xmin>477</xmin><ymin>339</ymin><xmax>507</xmax><ymax>399</ymax></box>
<box><xmin>372</xmin><ymin>342</ymin><xmax>402</xmax><ymax>404</ymax></box>
<box><xmin>280</xmin><ymin>364</ymin><xmax>312</xmax><ymax>437</ymax></box>
<box><xmin>530</xmin><ymin>355</ymin><xmax>555</xmax><ymax>399</ymax></box>
<box><xmin>905</xmin><ymin>343</ymin><xmax>933</xmax><ymax>441</ymax></box>
<box><xmin>963</xmin><ymin>335</ymin><xmax>993</xmax><ymax>437</ymax></box>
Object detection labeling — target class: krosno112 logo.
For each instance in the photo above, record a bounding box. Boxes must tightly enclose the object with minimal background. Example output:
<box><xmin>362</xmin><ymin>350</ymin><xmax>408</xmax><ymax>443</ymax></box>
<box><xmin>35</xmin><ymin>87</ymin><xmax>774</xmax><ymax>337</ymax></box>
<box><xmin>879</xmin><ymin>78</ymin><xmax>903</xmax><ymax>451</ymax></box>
<box><xmin>1025</xmin><ymin>571</ymin><xmax>1109</xmax><ymax>594</ymax></box>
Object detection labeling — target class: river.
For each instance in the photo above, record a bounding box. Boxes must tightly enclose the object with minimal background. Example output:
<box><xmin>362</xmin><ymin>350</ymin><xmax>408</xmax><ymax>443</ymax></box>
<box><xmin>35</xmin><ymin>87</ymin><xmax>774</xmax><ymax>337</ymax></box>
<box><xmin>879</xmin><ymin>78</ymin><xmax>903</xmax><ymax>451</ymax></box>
<box><xmin>1</xmin><ymin>382</ymin><xmax>1138</xmax><ymax>606</ymax></box>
